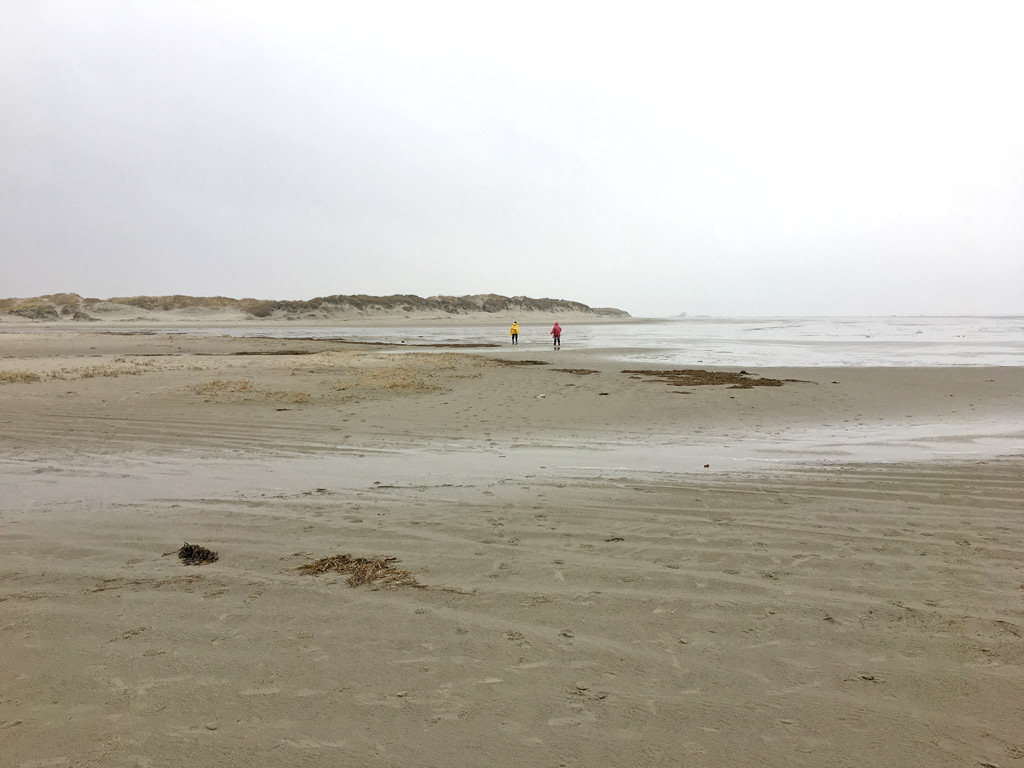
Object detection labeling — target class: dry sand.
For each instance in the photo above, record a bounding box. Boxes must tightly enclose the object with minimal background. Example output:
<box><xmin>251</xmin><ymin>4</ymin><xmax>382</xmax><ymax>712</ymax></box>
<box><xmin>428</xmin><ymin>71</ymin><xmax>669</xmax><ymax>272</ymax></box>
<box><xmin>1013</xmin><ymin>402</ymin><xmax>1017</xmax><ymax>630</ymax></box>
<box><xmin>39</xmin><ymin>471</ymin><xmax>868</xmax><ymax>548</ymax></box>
<box><xmin>2</xmin><ymin>331</ymin><xmax>1023</xmax><ymax>767</ymax></box>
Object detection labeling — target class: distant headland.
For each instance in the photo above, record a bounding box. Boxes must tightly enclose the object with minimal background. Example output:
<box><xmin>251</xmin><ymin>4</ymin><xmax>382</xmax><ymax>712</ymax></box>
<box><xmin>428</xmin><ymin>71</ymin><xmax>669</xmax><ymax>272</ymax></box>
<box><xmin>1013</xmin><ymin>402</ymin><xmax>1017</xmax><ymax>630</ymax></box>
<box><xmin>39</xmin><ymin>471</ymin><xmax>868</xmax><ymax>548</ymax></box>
<box><xmin>0</xmin><ymin>293</ymin><xmax>631</xmax><ymax>324</ymax></box>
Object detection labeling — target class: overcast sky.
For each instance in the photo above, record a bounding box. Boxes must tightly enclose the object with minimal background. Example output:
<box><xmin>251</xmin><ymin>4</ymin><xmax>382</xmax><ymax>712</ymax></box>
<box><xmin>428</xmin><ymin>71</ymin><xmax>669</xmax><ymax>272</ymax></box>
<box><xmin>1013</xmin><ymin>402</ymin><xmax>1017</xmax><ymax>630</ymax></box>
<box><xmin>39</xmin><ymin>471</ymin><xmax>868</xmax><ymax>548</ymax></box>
<box><xmin>2</xmin><ymin>1</ymin><xmax>1022</xmax><ymax>317</ymax></box>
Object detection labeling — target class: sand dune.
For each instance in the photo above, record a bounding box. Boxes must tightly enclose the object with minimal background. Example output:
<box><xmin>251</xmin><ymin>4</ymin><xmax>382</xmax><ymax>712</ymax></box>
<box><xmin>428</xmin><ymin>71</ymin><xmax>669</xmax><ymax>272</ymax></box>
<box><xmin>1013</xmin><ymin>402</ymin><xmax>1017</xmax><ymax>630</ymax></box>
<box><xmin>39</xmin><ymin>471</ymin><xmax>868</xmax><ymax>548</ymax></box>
<box><xmin>0</xmin><ymin>292</ymin><xmax>630</xmax><ymax>324</ymax></box>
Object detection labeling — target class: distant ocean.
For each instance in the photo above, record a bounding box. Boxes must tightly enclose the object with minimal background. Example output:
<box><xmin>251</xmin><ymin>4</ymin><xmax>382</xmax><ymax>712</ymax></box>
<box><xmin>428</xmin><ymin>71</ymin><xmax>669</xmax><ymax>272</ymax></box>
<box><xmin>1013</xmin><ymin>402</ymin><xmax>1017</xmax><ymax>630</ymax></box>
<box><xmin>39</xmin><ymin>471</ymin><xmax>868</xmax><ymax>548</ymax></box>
<box><xmin>5</xmin><ymin>316</ymin><xmax>1024</xmax><ymax>366</ymax></box>
<box><xmin>89</xmin><ymin>316</ymin><xmax>1024</xmax><ymax>367</ymax></box>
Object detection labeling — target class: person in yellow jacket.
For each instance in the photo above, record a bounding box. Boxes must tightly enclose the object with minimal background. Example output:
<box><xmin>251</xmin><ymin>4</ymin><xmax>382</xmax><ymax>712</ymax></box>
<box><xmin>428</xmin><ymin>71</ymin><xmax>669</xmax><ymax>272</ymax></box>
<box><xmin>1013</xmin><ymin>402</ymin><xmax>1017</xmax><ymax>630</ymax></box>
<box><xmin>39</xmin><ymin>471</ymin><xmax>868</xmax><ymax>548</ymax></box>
<box><xmin>510</xmin><ymin>321</ymin><xmax>519</xmax><ymax>345</ymax></box>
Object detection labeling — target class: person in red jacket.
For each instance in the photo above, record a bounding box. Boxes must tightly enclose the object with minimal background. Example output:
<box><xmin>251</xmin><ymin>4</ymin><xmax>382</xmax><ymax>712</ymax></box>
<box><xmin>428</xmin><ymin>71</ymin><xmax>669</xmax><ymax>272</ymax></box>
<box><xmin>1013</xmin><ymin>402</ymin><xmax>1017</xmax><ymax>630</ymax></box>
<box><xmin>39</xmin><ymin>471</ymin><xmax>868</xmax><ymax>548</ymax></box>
<box><xmin>550</xmin><ymin>322</ymin><xmax>561</xmax><ymax>349</ymax></box>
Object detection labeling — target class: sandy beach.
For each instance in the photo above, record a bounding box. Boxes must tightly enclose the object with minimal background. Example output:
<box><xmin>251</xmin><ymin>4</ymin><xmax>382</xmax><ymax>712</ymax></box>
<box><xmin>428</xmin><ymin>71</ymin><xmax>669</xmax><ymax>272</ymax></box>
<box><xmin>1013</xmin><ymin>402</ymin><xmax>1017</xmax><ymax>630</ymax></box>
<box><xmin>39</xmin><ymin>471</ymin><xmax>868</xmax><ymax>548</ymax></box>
<box><xmin>2</xmin><ymin>330</ymin><xmax>1023</xmax><ymax>767</ymax></box>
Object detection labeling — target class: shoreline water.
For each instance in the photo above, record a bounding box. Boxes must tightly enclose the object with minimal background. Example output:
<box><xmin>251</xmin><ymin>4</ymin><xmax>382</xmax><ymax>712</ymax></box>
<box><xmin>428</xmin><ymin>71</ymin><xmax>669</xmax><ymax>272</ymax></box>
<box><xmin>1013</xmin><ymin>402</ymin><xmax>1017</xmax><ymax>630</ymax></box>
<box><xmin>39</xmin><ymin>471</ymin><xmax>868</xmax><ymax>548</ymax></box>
<box><xmin>3</xmin><ymin>315</ymin><xmax>1022</xmax><ymax>366</ymax></box>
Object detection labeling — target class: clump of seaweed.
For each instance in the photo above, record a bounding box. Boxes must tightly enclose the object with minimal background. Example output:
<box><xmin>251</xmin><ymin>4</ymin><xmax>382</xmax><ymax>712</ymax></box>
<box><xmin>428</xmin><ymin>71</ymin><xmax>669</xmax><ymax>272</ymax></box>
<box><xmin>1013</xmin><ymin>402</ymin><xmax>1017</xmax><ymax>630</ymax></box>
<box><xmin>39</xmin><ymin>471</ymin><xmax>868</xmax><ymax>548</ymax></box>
<box><xmin>177</xmin><ymin>542</ymin><xmax>219</xmax><ymax>565</ymax></box>
<box><xmin>190</xmin><ymin>379</ymin><xmax>256</xmax><ymax>395</ymax></box>
<box><xmin>622</xmin><ymin>369</ymin><xmax>783</xmax><ymax>388</ymax></box>
<box><xmin>496</xmin><ymin>359</ymin><xmax>549</xmax><ymax>366</ymax></box>
<box><xmin>555</xmin><ymin>368</ymin><xmax>598</xmax><ymax>375</ymax></box>
<box><xmin>298</xmin><ymin>554</ymin><xmax>424</xmax><ymax>589</ymax></box>
<box><xmin>0</xmin><ymin>370</ymin><xmax>42</xmax><ymax>383</ymax></box>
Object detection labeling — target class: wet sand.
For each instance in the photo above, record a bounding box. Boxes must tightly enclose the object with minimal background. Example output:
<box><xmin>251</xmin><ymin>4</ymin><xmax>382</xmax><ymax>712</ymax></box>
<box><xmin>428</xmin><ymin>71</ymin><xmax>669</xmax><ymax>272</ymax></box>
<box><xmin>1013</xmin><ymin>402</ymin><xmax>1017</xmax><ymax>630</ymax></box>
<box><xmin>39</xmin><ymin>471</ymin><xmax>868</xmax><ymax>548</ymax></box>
<box><xmin>2</xmin><ymin>332</ymin><xmax>1023</xmax><ymax>767</ymax></box>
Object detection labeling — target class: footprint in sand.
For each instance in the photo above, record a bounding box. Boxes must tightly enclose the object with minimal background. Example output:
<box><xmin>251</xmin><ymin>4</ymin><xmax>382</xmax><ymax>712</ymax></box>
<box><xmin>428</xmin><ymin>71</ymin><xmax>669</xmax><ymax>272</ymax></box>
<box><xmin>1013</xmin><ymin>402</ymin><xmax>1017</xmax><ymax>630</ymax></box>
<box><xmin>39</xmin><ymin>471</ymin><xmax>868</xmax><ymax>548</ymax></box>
<box><xmin>277</xmin><ymin>739</ymin><xmax>347</xmax><ymax>749</ymax></box>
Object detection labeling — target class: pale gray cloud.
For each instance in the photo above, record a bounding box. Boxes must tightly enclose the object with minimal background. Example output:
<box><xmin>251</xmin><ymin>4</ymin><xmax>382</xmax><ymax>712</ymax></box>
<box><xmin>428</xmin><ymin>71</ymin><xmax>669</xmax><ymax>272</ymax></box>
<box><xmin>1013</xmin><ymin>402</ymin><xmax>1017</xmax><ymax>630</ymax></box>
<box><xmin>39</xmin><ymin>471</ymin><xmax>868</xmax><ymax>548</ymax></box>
<box><xmin>2</xmin><ymin>0</ymin><xmax>1022</xmax><ymax>316</ymax></box>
